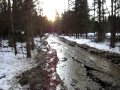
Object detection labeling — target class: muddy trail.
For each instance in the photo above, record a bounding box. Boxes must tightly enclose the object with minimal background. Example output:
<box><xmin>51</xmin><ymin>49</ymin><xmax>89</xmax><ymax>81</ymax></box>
<box><xmin>17</xmin><ymin>36</ymin><xmax>67</xmax><ymax>90</ymax></box>
<box><xmin>60</xmin><ymin>37</ymin><xmax>120</xmax><ymax>66</ymax></box>
<box><xmin>47</xmin><ymin>35</ymin><xmax>120</xmax><ymax>90</ymax></box>
<box><xmin>18</xmin><ymin>35</ymin><xmax>120</xmax><ymax>90</ymax></box>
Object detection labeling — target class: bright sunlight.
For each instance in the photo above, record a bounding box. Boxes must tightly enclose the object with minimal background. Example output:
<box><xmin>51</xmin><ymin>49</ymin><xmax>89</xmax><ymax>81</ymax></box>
<box><xmin>43</xmin><ymin>0</ymin><xmax>65</xmax><ymax>21</ymax></box>
<box><xmin>41</xmin><ymin>0</ymin><xmax>110</xmax><ymax>21</ymax></box>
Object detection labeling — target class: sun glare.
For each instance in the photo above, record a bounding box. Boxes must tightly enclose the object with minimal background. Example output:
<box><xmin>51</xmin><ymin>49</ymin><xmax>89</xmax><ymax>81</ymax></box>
<box><xmin>41</xmin><ymin>0</ymin><xmax>110</xmax><ymax>21</ymax></box>
<box><xmin>42</xmin><ymin>0</ymin><xmax>65</xmax><ymax>21</ymax></box>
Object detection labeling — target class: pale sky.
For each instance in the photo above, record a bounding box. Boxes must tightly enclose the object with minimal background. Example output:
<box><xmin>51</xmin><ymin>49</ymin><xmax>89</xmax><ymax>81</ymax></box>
<box><xmin>42</xmin><ymin>0</ymin><xmax>65</xmax><ymax>21</ymax></box>
<box><xmin>39</xmin><ymin>0</ymin><xmax>111</xmax><ymax>21</ymax></box>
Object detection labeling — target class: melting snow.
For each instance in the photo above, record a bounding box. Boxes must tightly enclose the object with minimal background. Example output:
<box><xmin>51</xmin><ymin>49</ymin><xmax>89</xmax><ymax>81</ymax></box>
<box><xmin>0</xmin><ymin>37</ymin><xmax>41</xmax><ymax>90</ymax></box>
<box><xmin>61</xmin><ymin>35</ymin><xmax>120</xmax><ymax>54</ymax></box>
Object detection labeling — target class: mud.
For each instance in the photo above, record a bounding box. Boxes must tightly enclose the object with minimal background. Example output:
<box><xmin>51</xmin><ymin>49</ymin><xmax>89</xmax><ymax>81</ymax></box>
<box><xmin>49</xmin><ymin>36</ymin><xmax>120</xmax><ymax>90</ymax></box>
<box><xmin>17</xmin><ymin>36</ymin><xmax>67</xmax><ymax>90</ymax></box>
<box><xmin>60</xmin><ymin>37</ymin><xmax>120</xmax><ymax>66</ymax></box>
<box><xmin>17</xmin><ymin>35</ymin><xmax>120</xmax><ymax>90</ymax></box>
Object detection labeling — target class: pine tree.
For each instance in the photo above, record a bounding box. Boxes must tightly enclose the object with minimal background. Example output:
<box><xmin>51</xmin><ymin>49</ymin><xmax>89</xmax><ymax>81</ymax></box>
<box><xmin>92</xmin><ymin>0</ymin><xmax>106</xmax><ymax>42</ymax></box>
<box><xmin>97</xmin><ymin>0</ymin><xmax>103</xmax><ymax>42</ymax></box>
<box><xmin>23</xmin><ymin>0</ymin><xmax>35</xmax><ymax>58</ymax></box>
<box><xmin>110</xmin><ymin>0</ymin><xmax>117</xmax><ymax>48</ymax></box>
<box><xmin>8</xmin><ymin>0</ymin><xmax>17</xmax><ymax>55</ymax></box>
<box><xmin>74</xmin><ymin>0</ymin><xmax>89</xmax><ymax>38</ymax></box>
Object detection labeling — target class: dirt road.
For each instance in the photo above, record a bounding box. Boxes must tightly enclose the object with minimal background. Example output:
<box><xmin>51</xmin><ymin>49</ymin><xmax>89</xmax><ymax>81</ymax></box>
<box><xmin>18</xmin><ymin>35</ymin><xmax>120</xmax><ymax>90</ymax></box>
<box><xmin>47</xmin><ymin>35</ymin><xmax>120</xmax><ymax>90</ymax></box>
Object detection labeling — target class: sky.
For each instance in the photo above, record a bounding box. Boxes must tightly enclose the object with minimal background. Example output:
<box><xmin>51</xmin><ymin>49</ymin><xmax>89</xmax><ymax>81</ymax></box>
<box><xmin>42</xmin><ymin>0</ymin><xmax>66</xmax><ymax>21</ymax></box>
<box><xmin>39</xmin><ymin>0</ymin><xmax>111</xmax><ymax>21</ymax></box>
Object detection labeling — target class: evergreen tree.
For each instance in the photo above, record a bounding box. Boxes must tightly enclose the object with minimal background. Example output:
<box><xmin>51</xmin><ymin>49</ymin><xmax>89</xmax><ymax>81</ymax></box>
<box><xmin>61</xmin><ymin>10</ymin><xmax>74</xmax><ymax>36</ymax></box>
<box><xmin>110</xmin><ymin>0</ymin><xmax>117</xmax><ymax>48</ymax></box>
<box><xmin>74</xmin><ymin>0</ymin><xmax>89</xmax><ymax>38</ymax></box>
<box><xmin>97</xmin><ymin>0</ymin><xmax>103</xmax><ymax>42</ymax></box>
<box><xmin>92</xmin><ymin>0</ymin><xmax>106</xmax><ymax>42</ymax></box>
<box><xmin>23</xmin><ymin>0</ymin><xmax>35</xmax><ymax>58</ymax></box>
<box><xmin>8</xmin><ymin>0</ymin><xmax>17</xmax><ymax>55</ymax></box>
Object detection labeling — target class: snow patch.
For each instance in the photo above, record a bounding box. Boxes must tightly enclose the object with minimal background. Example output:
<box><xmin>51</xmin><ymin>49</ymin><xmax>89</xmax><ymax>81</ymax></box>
<box><xmin>0</xmin><ymin>37</ymin><xmax>41</xmax><ymax>90</ymax></box>
<box><xmin>61</xmin><ymin>35</ymin><xmax>120</xmax><ymax>54</ymax></box>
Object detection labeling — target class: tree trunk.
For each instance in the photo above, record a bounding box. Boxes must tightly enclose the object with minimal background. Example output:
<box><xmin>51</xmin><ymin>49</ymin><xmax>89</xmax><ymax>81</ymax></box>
<box><xmin>97</xmin><ymin>0</ymin><xmax>104</xmax><ymax>42</ymax></box>
<box><xmin>110</xmin><ymin>0</ymin><xmax>116</xmax><ymax>48</ymax></box>
<box><xmin>30</xmin><ymin>12</ymin><xmax>35</xmax><ymax>50</ymax></box>
<box><xmin>26</xmin><ymin>16</ymin><xmax>31</xmax><ymax>58</ymax></box>
<box><xmin>8</xmin><ymin>0</ymin><xmax>17</xmax><ymax>55</ymax></box>
<box><xmin>26</xmin><ymin>37</ymin><xmax>31</xmax><ymax>58</ymax></box>
<box><xmin>25</xmin><ymin>1</ymin><xmax>31</xmax><ymax>58</ymax></box>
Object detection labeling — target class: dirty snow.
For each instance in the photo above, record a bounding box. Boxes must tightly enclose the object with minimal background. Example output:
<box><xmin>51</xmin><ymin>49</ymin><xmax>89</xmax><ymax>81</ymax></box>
<box><xmin>61</xmin><ymin>35</ymin><xmax>120</xmax><ymax>54</ymax></box>
<box><xmin>0</xmin><ymin>37</ymin><xmax>41</xmax><ymax>90</ymax></box>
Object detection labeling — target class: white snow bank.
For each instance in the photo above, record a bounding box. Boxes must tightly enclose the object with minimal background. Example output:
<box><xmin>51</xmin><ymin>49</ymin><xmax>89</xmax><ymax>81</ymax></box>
<box><xmin>88</xmin><ymin>33</ymin><xmax>95</xmax><ymax>36</ymax></box>
<box><xmin>105</xmin><ymin>33</ymin><xmax>120</xmax><ymax>37</ymax></box>
<box><xmin>0</xmin><ymin>38</ymin><xmax>41</xmax><ymax>90</ymax></box>
<box><xmin>61</xmin><ymin>36</ymin><xmax>120</xmax><ymax>54</ymax></box>
<box><xmin>0</xmin><ymin>51</ymin><xmax>36</xmax><ymax>90</ymax></box>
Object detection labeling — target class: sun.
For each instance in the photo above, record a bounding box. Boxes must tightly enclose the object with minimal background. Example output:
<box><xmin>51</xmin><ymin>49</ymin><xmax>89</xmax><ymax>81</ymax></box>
<box><xmin>42</xmin><ymin>0</ymin><xmax>65</xmax><ymax>21</ymax></box>
<box><xmin>46</xmin><ymin>10</ymin><xmax>56</xmax><ymax>22</ymax></box>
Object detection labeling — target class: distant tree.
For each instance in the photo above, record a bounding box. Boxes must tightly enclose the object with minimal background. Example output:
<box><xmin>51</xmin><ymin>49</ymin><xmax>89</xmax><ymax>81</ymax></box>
<box><xmin>23</xmin><ymin>0</ymin><xmax>36</xmax><ymax>58</ymax></box>
<box><xmin>54</xmin><ymin>10</ymin><xmax>61</xmax><ymax>34</ymax></box>
<box><xmin>8</xmin><ymin>0</ymin><xmax>17</xmax><ymax>55</ymax></box>
<box><xmin>74</xmin><ymin>0</ymin><xmax>90</xmax><ymax>38</ymax></box>
<box><xmin>93</xmin><ymin>0</ymin><xmax>97</xmax><ymax>35</ymax></box>
<box><xmin>0</xmin><ymin>0</ymin><xmax>9</xmax><ymax>37</ymax></box>
<box><xmin>96</xmin><ymin>0</ymin><xmax>105</xmax><ymax>42</ymax></box>
<box><xmin>61</xmin><ymin>10</ymin><xmax>74</xmax><ymax>36</ymax></box>
<box><xmin>97</xmin><ymin>0</ymin><xmax>102</xmax><ymax>42</ymax></box>
<box><xmin>110</xmin><ymin>0</ymin><xmax>117</xmax><ymax>48</ymax></box>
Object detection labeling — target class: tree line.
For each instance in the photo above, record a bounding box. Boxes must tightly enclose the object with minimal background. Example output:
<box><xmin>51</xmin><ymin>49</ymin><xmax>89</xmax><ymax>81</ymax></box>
<box><xmin>56</xmin><ymin>0</ymin><xmax>120</xmax><ymax>49</ymax></box>
<box><xmin>0</xmin><ymin>0</ymin><xmax>53</xmax><ymax>57</ymax></box>
<box><xmin>0</xmin><ymin>0</ymin><xmax>120</xmax><ymax>58</ymax></box>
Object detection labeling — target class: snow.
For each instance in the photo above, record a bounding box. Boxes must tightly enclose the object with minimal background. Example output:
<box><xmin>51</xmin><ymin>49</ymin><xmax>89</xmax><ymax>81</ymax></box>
<box><xmin>105</xmin><ymin>33</ymin><xmax>111</xmax><ymax>37</ymax></box>
<box><xmin>88</xmin><ymin>33</ymin><xmax>95</xmax><ymax>36</ymax></box>
<box><xmin>34</xmin><ymin>37</ymin><xmax>41</xmax><ymax>49</ymax></box>
<box><xmin>0</xmin><ymin>52</ymin><xmax>36</xmax><ymax>90</ymax></box>
<box><xmin>105</xmin><ymin>33</ymin><xmax>120</xmax><ymax>37</ymax></box>
<box><xmin>0</xmin><ymin>37</ymin><xmax>41</xmax><ymax>90</ymax></box>
<box><xmin>61</xmin><ymin>35</ymin><xmax>120</xmax><ymax>54</ymax></box>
